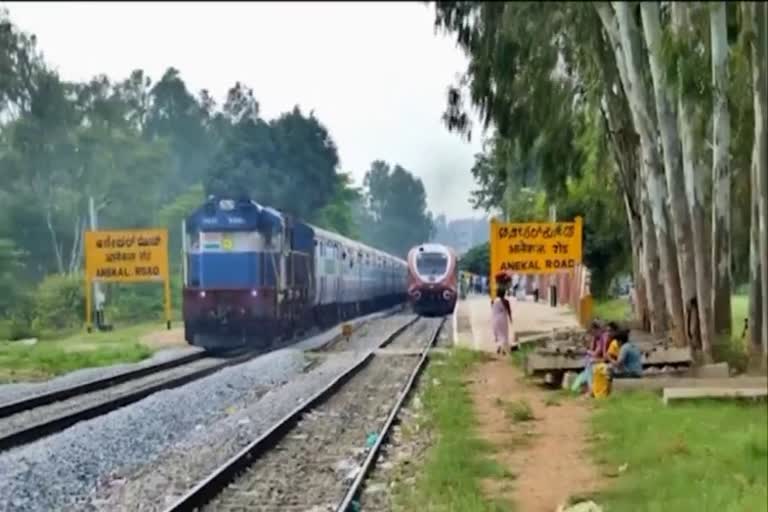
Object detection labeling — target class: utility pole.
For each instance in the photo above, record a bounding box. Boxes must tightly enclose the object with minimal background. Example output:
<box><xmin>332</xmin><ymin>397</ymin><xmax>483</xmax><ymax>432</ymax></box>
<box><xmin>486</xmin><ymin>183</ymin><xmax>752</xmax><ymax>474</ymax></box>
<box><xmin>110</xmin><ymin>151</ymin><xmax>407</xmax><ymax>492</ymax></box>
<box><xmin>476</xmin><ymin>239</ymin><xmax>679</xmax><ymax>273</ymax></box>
<box><xmin>549</xmin><ymin>204</ymin><xmax>557</xmax><ymax>307</ymax></box>
<box><xmin>89</xmin><ymin>197</ymin><xmax>105</xmax><ymax>329</ymax></box>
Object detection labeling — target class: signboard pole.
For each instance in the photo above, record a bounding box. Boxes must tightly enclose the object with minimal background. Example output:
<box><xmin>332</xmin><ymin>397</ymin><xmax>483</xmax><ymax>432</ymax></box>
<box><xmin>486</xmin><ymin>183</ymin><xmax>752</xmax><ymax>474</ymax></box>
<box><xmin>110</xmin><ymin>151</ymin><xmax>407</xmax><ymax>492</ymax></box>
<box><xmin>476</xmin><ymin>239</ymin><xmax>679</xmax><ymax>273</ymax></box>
<box><xmin>89</xmin><ymin>197</ymin><xmax>105</xmax><ymax>328</ymax></box>
<box><xmin>164</xmin><ymin>276</ymin><xmax>172</xmax><ymax>330</ymax></box>
<box><xmin>549</xmin><ymin>205</ymin><xmax>557</xmax><ymax>308</ymax></box>
<box><xmin>85</xmin><ymin>276</ymin><xmax>93</xmax><ymax>333</ymax></box>
<box><xmin>489</xmin><ymin>219</ymin><xmax>497</xmax><ymax>299</ymax></box>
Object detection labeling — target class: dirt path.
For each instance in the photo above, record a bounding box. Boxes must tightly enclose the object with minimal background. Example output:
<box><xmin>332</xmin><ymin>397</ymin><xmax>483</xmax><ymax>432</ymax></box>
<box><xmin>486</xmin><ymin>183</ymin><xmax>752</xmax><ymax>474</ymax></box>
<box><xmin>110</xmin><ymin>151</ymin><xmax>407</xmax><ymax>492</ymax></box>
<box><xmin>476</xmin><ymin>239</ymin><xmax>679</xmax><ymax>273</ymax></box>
<box><xmin>468</xmin><ymin>358</ymin><xmax>604</xmax><ymax>510</ymax></box>
<box><xmin>456</xmin><ymin>296</ymin><xmax>603</xmax><ymax>509</ymax></box>
<box><xmin>139</xmin><ymin>327</ymin><xmax>186</xmax><ymax>350</ymax></box>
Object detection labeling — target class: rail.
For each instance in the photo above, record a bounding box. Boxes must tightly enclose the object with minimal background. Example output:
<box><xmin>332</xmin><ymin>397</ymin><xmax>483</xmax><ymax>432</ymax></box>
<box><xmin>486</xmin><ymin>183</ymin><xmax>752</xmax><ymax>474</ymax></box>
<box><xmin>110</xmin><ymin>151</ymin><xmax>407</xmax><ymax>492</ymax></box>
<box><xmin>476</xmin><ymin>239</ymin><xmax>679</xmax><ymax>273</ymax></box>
<box><xmin>163</xmin><ymin>315</ymin><xmax>423</xmax><ymax>512</ymax></box>
<box><xmin>0</xmin><ymin>350</ymin><xmax>256</xmax><ymax>453</ymax></box>
<box><xmin>0</xmin><ymin>351</ymin><xmax>206</xmax><ymax>420</ymax></box>
<box><xmin>335</xmin><ymin>317</ymin><xmax>444</xmax><ymax>511</ymax></box>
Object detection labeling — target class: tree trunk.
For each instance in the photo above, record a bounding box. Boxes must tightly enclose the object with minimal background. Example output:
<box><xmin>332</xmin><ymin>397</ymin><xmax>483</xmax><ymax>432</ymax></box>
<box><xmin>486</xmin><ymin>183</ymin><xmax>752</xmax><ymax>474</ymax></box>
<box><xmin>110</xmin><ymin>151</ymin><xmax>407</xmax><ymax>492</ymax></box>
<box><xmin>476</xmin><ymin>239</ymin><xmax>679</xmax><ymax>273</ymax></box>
<box><xmin>596</xmin><ymin>2</ymin><xmax>669</xmax><ymax>334</ymax></box>
<box><xmin>749</xmin><ymin>145</ymin><xmax>763</xmax><ymax>359</ymax></box>
<box><xmin>640</xmin><ymin>174</ymin><xmax>667</xmax><ymax>334</ymax></box>
<box><xmin>45</xmin><ymin>207</ymin><xmax>64</xmax><ymax>275</ymax></box>
<box><xmin>640</xmin><ymin>3</ymin><xmax>698</xmax><ymax>347</ymax></box>
<box><xmin>671</xmin><ymin>3</ymin><xmax>716</xmax><ymax>361</ymax></box>
<box><xmin>593</xmin><ymin>21</ymin><xmax>654</xmax><ymax>332</ymax></box>
<box><xmin>710</xmin><ymin>2</ymin><xmax>733</xmax><ymax>339</ymax></box>
<box><xmin>624</xmin><ymin>192</ymin><xmax>650</xmax><ymax>330</ymax></box>
<box><xmin>749</xmin><ymin>0</ymin><xmax>768</xmax><ymax>362</ymax></box>
<box><xmin>611</xmin><ymin>2</ymin><xmax>685</xmax><ymax>343</ymax></box>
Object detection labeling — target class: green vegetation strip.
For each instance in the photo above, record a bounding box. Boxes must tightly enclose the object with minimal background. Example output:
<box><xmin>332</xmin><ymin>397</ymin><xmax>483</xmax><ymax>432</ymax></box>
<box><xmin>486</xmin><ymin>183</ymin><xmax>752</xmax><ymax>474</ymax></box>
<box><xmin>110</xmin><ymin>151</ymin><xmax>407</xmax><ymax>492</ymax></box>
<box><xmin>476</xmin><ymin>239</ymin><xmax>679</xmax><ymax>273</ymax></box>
<box><xmin>0</xmin><ymin>324</ymin><xmax>158</xmax><ymax>383</ymax></box>
<box><xmin>590</xmin><ymin>392</ymin><xmax>767</xmax><ymax>511</ymax></box>
<box><xmin>395</xmin><ymin>348</ymin><xmax>511</xmax><ymax>512</ymax></box>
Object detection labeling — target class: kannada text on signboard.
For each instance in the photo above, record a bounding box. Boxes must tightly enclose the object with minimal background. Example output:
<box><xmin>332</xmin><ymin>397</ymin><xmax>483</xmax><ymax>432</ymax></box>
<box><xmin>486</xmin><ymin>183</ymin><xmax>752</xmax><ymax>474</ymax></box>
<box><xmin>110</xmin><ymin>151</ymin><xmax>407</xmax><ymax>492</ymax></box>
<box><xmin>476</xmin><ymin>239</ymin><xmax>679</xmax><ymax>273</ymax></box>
<box><xmin>85</xmin><ymin>229</ymin><xmax>169</xmax><ymax>282</ymax></box>
<box><xmin>490</xmin><ymin>218</ymin><xmax>583</xmax><ymax>274</ymax></box>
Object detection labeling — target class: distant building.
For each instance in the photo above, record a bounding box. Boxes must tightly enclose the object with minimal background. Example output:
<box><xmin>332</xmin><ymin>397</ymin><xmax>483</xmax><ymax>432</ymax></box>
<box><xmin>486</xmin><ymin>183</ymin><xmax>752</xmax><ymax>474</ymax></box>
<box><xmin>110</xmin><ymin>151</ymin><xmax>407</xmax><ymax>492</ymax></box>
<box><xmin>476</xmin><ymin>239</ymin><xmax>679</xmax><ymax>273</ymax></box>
<box><xmin>431</xmin><ymin>215</ymin><xmax>489</xmax><ymax>256</ymax></box>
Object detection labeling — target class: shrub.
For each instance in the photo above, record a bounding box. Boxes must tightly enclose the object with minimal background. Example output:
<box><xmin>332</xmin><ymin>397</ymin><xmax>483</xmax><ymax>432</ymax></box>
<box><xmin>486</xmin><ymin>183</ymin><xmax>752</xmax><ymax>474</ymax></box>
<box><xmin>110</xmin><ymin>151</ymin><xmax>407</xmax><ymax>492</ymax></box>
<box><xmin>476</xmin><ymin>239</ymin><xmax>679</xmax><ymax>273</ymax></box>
<box><xmin>5</xmin><ymin>291</ymin><xmax>38</xmax><ymax>340</ymax></box>
<box><xmin>33</xmin><ymin>273</ymin><xmax>84</xmax><ymax>332</ymax></box>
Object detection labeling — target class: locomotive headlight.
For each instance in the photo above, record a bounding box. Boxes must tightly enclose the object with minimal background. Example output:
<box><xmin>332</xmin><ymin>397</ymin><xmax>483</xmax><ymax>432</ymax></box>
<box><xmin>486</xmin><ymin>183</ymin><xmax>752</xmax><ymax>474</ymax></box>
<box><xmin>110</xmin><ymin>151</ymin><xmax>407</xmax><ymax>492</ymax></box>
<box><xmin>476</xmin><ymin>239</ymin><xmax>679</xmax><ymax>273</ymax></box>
<box><xmin>250</xmin><ymin>289</ymin><xmax>259</xmax><ymax>297</ymax></box>
<box><xmin>413</xmin><ymin>291</ymin><xmax>422</xmax><ymax>300</ymax></box>
<box><xmin>199</xmin><ymin>291</ymin><xmax>206</xmax><ymax>298</ymax></box>
<box><xmin>443</xmin><ymin>290</ymin><xmax>453</xmax><ymax>300</ymax></box>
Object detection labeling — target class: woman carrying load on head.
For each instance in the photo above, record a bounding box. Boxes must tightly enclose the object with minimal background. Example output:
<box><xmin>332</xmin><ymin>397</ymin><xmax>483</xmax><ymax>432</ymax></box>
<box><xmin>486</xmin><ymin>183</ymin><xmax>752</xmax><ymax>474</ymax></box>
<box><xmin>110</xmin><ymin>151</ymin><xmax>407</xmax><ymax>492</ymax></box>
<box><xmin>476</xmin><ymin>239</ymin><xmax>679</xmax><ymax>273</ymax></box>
<box><xmin>491</xmin><ymin>286</ymin><xmax>513</xmax><ymax>356</ymax></box>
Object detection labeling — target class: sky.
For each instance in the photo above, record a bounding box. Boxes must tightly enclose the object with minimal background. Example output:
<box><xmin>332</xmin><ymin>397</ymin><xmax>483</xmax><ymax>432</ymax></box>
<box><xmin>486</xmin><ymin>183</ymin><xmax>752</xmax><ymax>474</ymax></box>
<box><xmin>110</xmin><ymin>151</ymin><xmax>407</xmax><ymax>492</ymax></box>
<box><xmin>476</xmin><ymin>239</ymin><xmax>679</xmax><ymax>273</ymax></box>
<box><xmin>3</xmin><ymin>1</ymin><xmax>487</xmax><ymax>221</ymax></box>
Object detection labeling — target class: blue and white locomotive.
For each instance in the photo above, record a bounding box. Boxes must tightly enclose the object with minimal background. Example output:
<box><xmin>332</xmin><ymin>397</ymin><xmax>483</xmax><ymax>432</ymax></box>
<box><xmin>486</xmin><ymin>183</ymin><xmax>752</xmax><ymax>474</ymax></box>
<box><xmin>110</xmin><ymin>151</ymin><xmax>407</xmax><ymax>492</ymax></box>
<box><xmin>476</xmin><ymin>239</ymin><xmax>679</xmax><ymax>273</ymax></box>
<box><xmin>182</xmin><ymin>196</ymin><xmax>408</xmax><ymax>351</ymax></box>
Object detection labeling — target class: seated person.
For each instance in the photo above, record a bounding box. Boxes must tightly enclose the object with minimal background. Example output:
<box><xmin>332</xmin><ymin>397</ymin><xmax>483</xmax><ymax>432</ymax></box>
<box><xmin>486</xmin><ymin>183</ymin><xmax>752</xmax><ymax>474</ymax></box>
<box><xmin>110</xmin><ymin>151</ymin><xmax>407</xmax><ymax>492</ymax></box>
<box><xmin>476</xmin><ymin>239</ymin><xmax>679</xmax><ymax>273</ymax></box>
<box><xmin>610</xmin><ymin>329</ymin><xmax>643</xmax><ymax>379</ymax></box>
<box><xmin>574</xmin><ymin>320</ymin><xmax>608</xmax><ymax>394</ymax></box>
<box><xmin>587</xmin><ymin>320</ymin><xmax>609</xmax><ymax>360</ymax></box>
<box><xmin>604</xmin><ymin>321</ymin><xmax>621</xmax><ymax>363</ymax></box>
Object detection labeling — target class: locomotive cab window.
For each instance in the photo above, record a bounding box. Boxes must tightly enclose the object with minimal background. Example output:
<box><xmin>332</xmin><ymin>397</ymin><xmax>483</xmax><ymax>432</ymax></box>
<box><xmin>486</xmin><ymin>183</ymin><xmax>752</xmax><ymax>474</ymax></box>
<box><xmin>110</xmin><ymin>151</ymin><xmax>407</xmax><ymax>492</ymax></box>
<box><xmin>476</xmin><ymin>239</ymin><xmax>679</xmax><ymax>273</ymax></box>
<box><xmin>416</xmin><ymin>253</ymin><xmax>448</xmax><ymax>276</ymax></box>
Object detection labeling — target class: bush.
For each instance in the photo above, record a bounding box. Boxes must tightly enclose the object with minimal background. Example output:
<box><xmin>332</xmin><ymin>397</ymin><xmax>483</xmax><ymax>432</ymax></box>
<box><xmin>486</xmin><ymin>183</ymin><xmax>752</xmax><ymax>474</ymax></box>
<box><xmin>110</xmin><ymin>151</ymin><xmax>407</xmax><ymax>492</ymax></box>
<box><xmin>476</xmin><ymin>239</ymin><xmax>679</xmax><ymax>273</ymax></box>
<box><xmin>33</xmin><ymin>273</ymin><xmax>84</xmax><ymax>332</ymax></box>
<box><xmin>105</xmin><ymin>274</ymin><xmax>182</xmax><ymax>322</ymax></box>
<box><xmin>4</xmin><ymin>292</ymin><xmax>38</xmax><ymax>340</ymax></box>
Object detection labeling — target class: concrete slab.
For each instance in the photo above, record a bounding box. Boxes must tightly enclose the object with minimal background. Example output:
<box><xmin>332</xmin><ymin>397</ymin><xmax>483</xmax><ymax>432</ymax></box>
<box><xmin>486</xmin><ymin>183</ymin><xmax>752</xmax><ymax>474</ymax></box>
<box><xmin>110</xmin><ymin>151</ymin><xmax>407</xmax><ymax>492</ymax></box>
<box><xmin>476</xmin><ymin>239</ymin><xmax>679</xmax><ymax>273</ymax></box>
<box><xmin>460</xmin><ymin>295</ymin><xmax>579</xmax><ymax>354</ymax></box>
<box><xmin>524</xmin><ymin>347</ymin><xmax>692</xmax><ymax>376</ymax></box>
<box><xmin>613</xmin><ymin>376</ymin><xmax>768</xmax><ymax>393</ymax></box>
<box><xmin>663</xmin><ymin>386</ymin><xmax>768</xmax><ymax>405</ymax></box>
<box><xmin>689</xmin><ymin>362</ymin><xmax>730</xmax><ymax>379</ymax></box>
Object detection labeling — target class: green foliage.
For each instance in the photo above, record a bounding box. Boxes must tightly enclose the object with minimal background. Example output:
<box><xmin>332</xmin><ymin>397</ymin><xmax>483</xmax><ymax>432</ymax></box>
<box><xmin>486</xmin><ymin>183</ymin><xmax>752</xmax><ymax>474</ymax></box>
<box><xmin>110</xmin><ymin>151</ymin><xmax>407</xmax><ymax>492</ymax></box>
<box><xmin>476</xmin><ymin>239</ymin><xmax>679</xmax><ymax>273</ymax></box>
<box><xmin>394</xmin><ymin>349</ymin><xmax>511</xmax><ymax>511</ymax></box>
<box><xmin>0</xmin><ymin>238</ymin><xmax>24</xmax><ymax>316</ymax></box>
<box><xmin>356</xmin><ymin>160</ymin><xmax>434</xmax><ymax>257</ymax></box>
<box><xmin>33</xmin><ymin>273</ymin><xmax>84</xmax><ymax>332</ymax></box>
<box><xmin>205</xmin><ymin>106</ymin><xmax>342</xmax><ymax>222</ymax></box>
<box><xmin>459</xmin><ymin>242</ymin><xmax>490</xmax><ymax>276</ymax></box>
<box><xmin>0</xmin><ymin>336</ymin><xmax>152</xmax><ymax>382</ymax></box>
<box><xmin>0</xmin><ymin>12</ymin><xmax>371</xmax><ymax>329</ymax></box>
<box><xmin>312</xmin><ymin>172</ymin><xmax>362</xmax><ymax>238</ymax></box>
<box><xmin>593</xmin><ymin>297</ymin><xmax>632</xmax><ymax>323</ymax></box>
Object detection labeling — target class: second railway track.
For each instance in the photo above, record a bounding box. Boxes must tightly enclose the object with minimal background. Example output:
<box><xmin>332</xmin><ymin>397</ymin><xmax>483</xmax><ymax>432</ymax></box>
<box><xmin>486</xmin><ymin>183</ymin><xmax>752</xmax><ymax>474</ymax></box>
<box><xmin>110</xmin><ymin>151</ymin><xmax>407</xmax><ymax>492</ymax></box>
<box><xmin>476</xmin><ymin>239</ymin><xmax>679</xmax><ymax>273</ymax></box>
<box><xmin>164</xmin><ymin>315</ymin><xmax>444</xmax><ymax>512</ymax></box>
<box><xmin>0</xmin><ymin>350</ymin><xmax>263</xmax><ymax>453</ymax></box>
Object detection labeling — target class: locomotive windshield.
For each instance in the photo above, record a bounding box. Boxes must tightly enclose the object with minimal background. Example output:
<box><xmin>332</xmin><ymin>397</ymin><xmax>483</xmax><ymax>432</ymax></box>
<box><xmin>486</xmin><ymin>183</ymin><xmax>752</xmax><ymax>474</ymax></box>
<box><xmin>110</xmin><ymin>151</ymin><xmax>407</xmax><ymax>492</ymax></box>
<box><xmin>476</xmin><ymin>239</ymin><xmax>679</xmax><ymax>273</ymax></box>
<box><xmin>416</xmin><ymin>253</ymin><xmax>448</xmax><ymax>276</ymax></box>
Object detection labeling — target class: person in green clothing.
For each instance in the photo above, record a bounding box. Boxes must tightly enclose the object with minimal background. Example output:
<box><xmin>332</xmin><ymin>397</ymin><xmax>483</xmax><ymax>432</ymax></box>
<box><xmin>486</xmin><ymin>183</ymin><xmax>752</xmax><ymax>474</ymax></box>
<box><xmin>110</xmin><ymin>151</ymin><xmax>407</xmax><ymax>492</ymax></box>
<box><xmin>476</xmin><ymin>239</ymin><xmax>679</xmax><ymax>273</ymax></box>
<box><xmin>610</xmin><ymin>328</ymin><xmax>643</xmax><ymax>379</ymax></box>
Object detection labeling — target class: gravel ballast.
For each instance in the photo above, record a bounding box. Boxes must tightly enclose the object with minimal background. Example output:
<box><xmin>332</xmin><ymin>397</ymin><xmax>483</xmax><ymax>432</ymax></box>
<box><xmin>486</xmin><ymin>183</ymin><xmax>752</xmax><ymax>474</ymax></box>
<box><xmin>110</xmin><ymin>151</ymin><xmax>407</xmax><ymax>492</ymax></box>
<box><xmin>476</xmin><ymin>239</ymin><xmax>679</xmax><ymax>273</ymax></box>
<box><xmin>0</xmin><ymin>348</ymin><xmax>307</xmax><ymax>512</ymax></box>
<box><xmin>0</xmin><ymin>356</ymin><xmax>228</xmax><ymax>443</ymax></box>
<box><xmin>199</xmin><ymin>317</ymin><xmax>440</xmax><ymax>512</ymax></box>
<box><xmin>86</xmin><ymin>313</ymin><xmax>421</xmax><ymax>511</ymax></box>
<box><xmin>0</xmin><ymin>347</ymin><xmax>202</xmax><ymax>406</ymax></box>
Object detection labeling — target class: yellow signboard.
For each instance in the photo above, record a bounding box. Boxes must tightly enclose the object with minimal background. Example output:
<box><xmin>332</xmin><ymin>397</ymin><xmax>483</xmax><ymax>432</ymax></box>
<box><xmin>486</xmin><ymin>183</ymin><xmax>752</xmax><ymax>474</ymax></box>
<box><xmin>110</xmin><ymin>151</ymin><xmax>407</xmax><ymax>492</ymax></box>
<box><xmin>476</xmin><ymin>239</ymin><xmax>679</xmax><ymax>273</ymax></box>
<box><xmin>85</xmin><ymin>229</ymin><xmax>169</xmax><ymax>282</ymax></box>
<box><xmin>84</xmin><ymin>228</ymin><xmax>171</xmax><ymax>331</ymax></box>
<box><xmin>490</xmin><ymin>217</ymin><xmax>583</xmax><ymax>276</ymax></box>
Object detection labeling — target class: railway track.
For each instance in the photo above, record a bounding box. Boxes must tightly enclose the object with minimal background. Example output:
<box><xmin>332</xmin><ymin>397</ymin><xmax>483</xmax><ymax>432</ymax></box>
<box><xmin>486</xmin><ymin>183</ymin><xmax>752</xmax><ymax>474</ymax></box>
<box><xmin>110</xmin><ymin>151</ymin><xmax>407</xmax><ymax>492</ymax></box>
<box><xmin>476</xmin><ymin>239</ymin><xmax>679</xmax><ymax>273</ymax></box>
<box><xmin>0</xmin><ymin>350</ymin><xmax>206</xmax><ymax>420</ymax></box>
<box><xmin>163</xmin><ymin>315</ymin><xmax>444</xmax><ymax>512</ymax></box>
<box><xmin>0</xmin><ymin>308</ymin><xmax>408</xmax><ymax>455</ymax></box>
<box><xmin>0</xmin><ymin>350</ymin><xmax>262</xmax><ymax>453</ymax></box>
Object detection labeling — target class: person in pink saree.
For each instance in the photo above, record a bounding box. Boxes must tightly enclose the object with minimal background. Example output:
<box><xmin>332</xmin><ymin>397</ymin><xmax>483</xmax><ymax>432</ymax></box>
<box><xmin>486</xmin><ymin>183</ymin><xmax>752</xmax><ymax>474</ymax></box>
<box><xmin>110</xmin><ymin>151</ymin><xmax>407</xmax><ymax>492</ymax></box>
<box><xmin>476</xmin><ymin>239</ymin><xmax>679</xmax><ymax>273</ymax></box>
<box><xmin>491</xmin><ymin>286</ymin><xmax>514</xmax><ymax>355</ymax></box>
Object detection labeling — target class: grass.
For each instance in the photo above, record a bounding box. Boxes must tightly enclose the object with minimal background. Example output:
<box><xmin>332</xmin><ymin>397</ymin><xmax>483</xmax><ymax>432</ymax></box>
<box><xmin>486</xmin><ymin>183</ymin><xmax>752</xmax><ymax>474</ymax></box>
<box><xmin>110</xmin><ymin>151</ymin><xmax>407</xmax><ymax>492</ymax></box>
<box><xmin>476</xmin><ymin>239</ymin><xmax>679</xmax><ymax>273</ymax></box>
<box><xmin>0</xmin><ymin>322</ymin><xmax>160</xmax><ymax>383</ymax></box>
<box><xmin>593</xmin><ymin>297</ymin><xmax>632</xmax><ymax>323</ymax></box>
<box><xmin>509</xmin><ymin>344</ymin><xmax>535</xmax><ymax>370</ymax></box>
<box><xmin>504</xmin><ymin>399</ymin><xmax>535</xmax><ymax>423</ymax></box>
<box><xmin>394</xmin><ymin>348</ymin><xmax>512</xmax><ymax>512</ymax></box>
<box><xmin>589</xmin><ymin>391</ymin><xmax>767</xmax><ymax>512</ymax></box>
